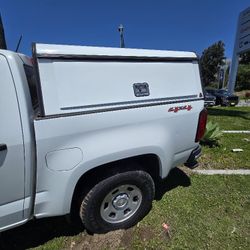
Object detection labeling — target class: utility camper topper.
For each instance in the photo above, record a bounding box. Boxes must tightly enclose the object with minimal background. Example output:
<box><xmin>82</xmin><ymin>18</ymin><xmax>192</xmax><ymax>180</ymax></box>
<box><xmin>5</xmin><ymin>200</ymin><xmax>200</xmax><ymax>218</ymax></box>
<box><xmin>0</xmin><ymin>43</ymin><xmax>206</xmax><ymax>234</ymax></box>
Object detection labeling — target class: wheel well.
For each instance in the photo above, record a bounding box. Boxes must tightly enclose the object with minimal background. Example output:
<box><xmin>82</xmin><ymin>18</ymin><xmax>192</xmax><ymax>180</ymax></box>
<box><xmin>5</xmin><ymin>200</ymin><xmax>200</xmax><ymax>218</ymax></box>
<box><xmin>70</xmin><ymin>154</ymin><xmax>161</xmax><ymax>215</ymax></box>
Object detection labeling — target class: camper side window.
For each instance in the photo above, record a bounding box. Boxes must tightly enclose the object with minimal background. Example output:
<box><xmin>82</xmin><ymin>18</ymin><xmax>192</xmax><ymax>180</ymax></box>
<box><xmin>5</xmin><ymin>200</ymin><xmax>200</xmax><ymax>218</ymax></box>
<box><xmin>24</xmin><ymin>65</ymin><xmax>39</xmax><ymax>110</ymax></box>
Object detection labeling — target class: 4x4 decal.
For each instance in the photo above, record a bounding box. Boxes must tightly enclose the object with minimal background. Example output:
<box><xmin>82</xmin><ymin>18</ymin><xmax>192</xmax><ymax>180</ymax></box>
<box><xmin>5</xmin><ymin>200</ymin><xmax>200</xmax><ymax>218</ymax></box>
<box><xmin>168</xmin><ymin>105</ymin><xmax>192</xmax><ymax>113</ymax></box>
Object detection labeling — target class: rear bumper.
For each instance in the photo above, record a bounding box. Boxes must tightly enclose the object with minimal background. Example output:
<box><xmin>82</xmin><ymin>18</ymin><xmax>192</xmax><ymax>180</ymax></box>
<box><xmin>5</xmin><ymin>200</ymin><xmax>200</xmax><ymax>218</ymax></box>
<box><xmin>184</xmin><ymin>145</ymin><xmax>202</xmax><ymax>169</ymax></box>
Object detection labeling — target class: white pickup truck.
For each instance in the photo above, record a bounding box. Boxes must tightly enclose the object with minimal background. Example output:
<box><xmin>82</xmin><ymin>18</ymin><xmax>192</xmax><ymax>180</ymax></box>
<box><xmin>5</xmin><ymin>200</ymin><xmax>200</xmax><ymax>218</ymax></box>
<box><xmin>0</xmin><ymin>43</ymin><xmax>207</xmax><ymax>234</ymax></box>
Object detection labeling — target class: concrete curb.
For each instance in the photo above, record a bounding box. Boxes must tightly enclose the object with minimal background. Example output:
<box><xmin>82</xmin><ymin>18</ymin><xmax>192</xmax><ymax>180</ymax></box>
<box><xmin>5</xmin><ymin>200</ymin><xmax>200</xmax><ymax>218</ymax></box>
<box><xmin>193</xmin><ymin>169</ymin><xmax>250</xmax><ymax>175</ymax></box>
<box><xmin>222</xmin><ymin>130</ymin><xmax>250</xmax><ymax>134</ymax></box>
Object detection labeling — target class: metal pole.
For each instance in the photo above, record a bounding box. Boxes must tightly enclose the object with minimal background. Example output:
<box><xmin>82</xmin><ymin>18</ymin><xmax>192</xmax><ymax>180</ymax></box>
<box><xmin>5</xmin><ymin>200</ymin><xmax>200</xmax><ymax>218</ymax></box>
<box><xmin>118</xmin><ymin>24</ymin><xmax>125</xmax><ymax>48</ymax></box>
<box><xmin>228</xmin><ymin>7</ymin><xmax>250</xmax><ymax>94</ymax></box>
<box><xmin>228</xmin><ymin>51</ymin><xmax>239</xmax><ymax>94</ymax></box>
<box><xmin>227</xmin><ymin>11</ymin><xmax>240</xmax><ymax>94</ymax></box>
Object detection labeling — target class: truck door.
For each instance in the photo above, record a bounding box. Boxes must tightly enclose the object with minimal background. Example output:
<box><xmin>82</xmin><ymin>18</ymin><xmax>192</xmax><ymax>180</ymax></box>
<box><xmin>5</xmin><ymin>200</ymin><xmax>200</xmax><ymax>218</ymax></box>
<box><xmin>0</xmin><ymin>54</ymin><xmax>25</xmax><ymax>230</ymax></box>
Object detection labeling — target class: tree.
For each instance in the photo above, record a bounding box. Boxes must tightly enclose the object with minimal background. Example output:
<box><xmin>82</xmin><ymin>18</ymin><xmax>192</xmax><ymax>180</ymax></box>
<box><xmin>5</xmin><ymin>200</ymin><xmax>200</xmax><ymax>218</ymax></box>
<box><xmin>0</xmin><ymin>14</ymin><xmax>7</xmax><ymax>49</ymax></box>
<box><xmin>240</xmin><ymin>51</ymin><xmax>250</xmax><ymax>65</ymax></box>
<box><xmin>235</xmin><ymin>51</ymin><xmax>250</xmax><ymax>90</ymax></box>
<box><xmin>200</xmin><ymin>41</ymin><xmax>225</xmax><ymax>86</ymax></box>
<box><xmin>236</xmin><ymin>64</ymin><xmax>250</xmax><ymax>90</ymax></box>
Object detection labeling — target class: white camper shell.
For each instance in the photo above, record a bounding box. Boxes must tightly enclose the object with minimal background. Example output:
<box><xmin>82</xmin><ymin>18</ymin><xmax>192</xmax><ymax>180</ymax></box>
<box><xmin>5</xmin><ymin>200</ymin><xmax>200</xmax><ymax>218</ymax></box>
<box><xmin>34</xmin><ymin>44</ymin><xmax>202</xmax><ymax>117</ymax></box>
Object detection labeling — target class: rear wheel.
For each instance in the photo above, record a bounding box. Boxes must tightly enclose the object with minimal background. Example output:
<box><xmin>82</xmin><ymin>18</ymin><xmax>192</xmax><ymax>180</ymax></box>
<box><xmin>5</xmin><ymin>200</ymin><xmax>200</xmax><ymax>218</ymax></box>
<box><xmin>79</xmin><ymin>170</ymin><xmax>155</xmax><ymax>233</ymax></box>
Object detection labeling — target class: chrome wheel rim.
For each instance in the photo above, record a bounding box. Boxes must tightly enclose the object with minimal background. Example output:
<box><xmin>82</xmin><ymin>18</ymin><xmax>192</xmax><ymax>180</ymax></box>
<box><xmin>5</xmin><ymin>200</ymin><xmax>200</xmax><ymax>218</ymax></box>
<box><xmin>100</xmin><ymin>184</ymin><xmax>142</xmax><ymax>223</ymax></box>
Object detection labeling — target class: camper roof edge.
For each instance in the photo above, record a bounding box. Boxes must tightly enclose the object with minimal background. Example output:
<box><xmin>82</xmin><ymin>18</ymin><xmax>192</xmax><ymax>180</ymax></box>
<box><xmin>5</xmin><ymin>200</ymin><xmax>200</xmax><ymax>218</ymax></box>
<box><xmin>34</xmin><ymin>43</ymin><xmax>198</xmax><ymax>60</ymax></box>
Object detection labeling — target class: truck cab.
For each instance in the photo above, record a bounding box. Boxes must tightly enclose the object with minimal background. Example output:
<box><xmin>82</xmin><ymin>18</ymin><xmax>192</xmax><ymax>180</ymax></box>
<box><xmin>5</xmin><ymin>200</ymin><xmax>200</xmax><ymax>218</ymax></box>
<box><xmin>0</xmin><ymin>51</ymin><xmax>36</xmax><ymax>231</ymax></box>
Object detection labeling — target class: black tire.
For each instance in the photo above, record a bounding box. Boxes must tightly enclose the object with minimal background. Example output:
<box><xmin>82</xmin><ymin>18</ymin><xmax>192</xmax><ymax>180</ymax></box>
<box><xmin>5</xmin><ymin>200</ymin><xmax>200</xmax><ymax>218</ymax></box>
<box><xmin>79</xmin><ymin>170</ymin><xmax>155</xmax><ymax>233</ymax></box>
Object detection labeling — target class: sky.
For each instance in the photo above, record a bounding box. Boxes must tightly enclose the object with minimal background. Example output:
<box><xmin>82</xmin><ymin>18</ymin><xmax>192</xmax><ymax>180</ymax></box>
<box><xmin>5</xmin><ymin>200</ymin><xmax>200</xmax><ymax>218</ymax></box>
<box><xmin>0</xmin><ymin>0</ymin><xmax>249</xmax><ymax>57</ymax></box>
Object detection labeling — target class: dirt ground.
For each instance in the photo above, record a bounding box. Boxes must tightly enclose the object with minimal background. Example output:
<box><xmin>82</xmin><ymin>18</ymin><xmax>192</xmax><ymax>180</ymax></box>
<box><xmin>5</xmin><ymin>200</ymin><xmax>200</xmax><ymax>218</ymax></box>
<box><xmin>67</xmin><ymin>224</ymin><xmax>157</xmax><ymax>250</ymax></box>
<box><xmin>67</xmin><ymin>229</ymin><xmax>133</xmax><ymax>250</ymax></box>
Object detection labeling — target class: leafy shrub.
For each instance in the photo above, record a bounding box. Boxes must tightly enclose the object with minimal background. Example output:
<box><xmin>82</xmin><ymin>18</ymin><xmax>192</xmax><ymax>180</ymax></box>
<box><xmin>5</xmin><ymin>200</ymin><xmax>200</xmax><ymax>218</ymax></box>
<box><xmin>236</xmin><ymin>64</ymin><xmax>250</xmax><ymax>91</ymax></box>
<box><xmin>201</xmin><ymin>121</ymin><xmax>223</xmax><ymax>147</ymax></box>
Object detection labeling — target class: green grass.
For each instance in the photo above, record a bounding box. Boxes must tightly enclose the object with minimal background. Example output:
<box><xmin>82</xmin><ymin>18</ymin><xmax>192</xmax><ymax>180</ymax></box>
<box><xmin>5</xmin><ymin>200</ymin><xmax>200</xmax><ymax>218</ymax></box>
<box><xmin>199</xmin><ymin>133</ymin><xmax>250</xmax><ymax>169</ymax></box>
<box><xmin>2</xmin><ymin>173</ymin><xmax>250</xmax><ymax>250</ymax></box>
<box><xmin>199</xmin><ymin>106</ymin><xmax>250</xmax><ymax>169</ymax></box>
<box><xmin>130</xmin><ymin>174</ymin><xmax>250</xmax><ymax>250</ymax></box>
<box><xmin>207</xmin><ymin>106</ymin><xmax>250</xmax><ymax>130</ymax></box>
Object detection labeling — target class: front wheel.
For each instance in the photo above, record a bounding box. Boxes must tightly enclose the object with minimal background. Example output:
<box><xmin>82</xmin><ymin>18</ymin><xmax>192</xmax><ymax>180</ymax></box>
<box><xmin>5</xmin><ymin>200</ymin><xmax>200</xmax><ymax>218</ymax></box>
<box><xmin>79</xmin><ymin>170</ymin><xmax>155</xmax><ymax>233</ymax></box>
